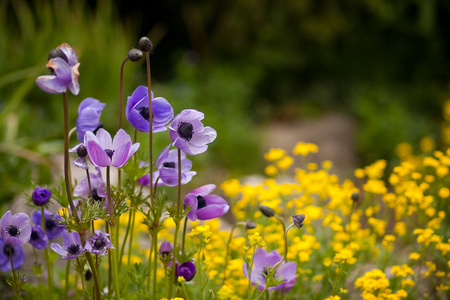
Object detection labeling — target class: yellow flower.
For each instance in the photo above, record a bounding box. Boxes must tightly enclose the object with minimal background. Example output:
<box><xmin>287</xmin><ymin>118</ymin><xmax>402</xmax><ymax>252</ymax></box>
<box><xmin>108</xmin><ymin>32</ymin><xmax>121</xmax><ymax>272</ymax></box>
<box><xmin>391</xmin><ymin>264</ymin><xmax>414</xmax><ymax>277</ymax></box>
<box><xmin>409</xmin><ymin>252</ymin><xmax>420</xmax><ymax>260</ymax></box>
<box><xmin>264</xmin><ymin>148</ymin><xmax>286</xmax><ymax>161</ymax></box>
<box><xmin>420</xmin><ymin>136</ymin><xmax>435</xmax><ymax>153</ymax></box>
<box><xmin>248</xmin><ymin>232</ymin><xmax>265</xmax><ymax>248</ymax></box>
<box><xmin>293</xmin><ymin>142</ymin><xmax>318</xmax><ymax>156</ymax></box>
<box><xmin>401</xmin><ymin>278</ymin><xmax>415</xmax><ymax>288</ymax></box>
<box><xmin>324</xmin><ymin>296</ymin><xmax>340</xmax><ymax>300</ymax></box>
<box><xmin>264</xmin><ymin>165</ymin><xmax>278</xmax><ymax>176</ymax></box>
<box><xmin>277</xmin><ymin>155</ymin><xmax>294</xmax><ymax>170</ymax></box>
<box><xmin>354</xmin><ymin>168</ymin><xmax>365</xmax><ymax>179</ymax></box>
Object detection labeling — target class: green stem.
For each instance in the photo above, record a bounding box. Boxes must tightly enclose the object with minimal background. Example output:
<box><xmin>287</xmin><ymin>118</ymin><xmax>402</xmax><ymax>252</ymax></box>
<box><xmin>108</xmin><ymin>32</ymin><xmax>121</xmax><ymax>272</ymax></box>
<box><xmin>146</xmin><ymin>237</ymin><xmax>153</xmax><ymax>293</ymax></box>
<box><xmin>65</xmin><ymin>260</ymin><xmax>70</xmax><ymax>300</ymax></box>
<box><xmin>9</xmin><ymin>244</ymin><xmax>20</xmax><ymax>300</ymax></box>
<box><xmin>85</xmin><ymin>252</ymin><xmax>102</xmax><ymax>299</ymax></box>
<box><xmin>256</xmin><ymin>286</ymin><xmax>269</xmax><ymax>300</ymax></box>
<box><xmin>181</xmin><ymin>217</ymin><xmax>188</xmax><ymax>256</ymax></box>
<box><xmin>119</xmin><ymin>209</ymin><xmax>133</xmax><ymax>272</ymax></box>
<box><xmin>247</xmin><ymin>246</ymin><xmax>257</xmax><ymax>300</ymax></box>
<box><xmin>152</xmin><ymin>227</ymin><xmax>158</xmax><ymax>300</ymax></box>
<box><xmin>41</xmin><ymin>207</ymin><xmax>54</xmax><ymax>297</ymax></box>
<box><xmin>168</xmin><ymin>223</ymin><xmax>181</xmax><ymax>298</ymax></box>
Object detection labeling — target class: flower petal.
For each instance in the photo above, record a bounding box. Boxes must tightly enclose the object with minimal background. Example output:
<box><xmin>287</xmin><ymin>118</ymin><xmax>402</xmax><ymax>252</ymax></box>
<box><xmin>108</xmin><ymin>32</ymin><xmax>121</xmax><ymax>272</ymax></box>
<box><xmin>86</xmin><ymin>140</ymin><xmax>111</xmax><ymax>167</ymax></box>
<box><xmin>111</xmin><ymin>141</ymin><xmax>131</xmax><ymax>168</ymax></box>
<box><xmin>196</xmin><ymin>204</ymin><xmax>229</xmax><ymax>220</ymax></box>
<box><xmin>96</xmin><ymin>129</ymin><xmax>113</xmax><ymax>149</ymax></box>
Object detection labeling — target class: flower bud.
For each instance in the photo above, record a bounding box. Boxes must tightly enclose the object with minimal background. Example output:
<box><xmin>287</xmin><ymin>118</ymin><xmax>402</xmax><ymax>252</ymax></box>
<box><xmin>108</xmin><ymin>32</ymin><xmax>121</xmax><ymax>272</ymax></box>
<box><xmin>292</xmin><ymin>214</ymin><xmax>306</xmax><ymax>228</ymax></box>
<box><xmin>245</xmin><ymin>220</ymin><xmax>257</xmax><ymax>230</ymax></box>
<box><xmin>76</xmin><ymin>145</ymin><xmax>87</xmax><ymax>158</ymax></box>
<box><xmin>159</xmin><ymin>241</ymin><xmax>173</xmax><ymax>257</ymax></box>
<box><xmin>351</xmin><ymin>192</ymin><xmax>359</xmax><ymax>202</ymax></box>
<box><xmin>32</xmin><ymin>186</ymin><xmax>51</xmax><ymax>206</ymax></box>
<box><xmin>139</xmin><ymin>37</ymin><xmax>153</xmax><ymax>52</ymax></box>
<box><xmin>84</xmin><ymin>269</ymin><xmax>92</xmax><ymax>281</ymax></box>
<box><xmin>259</xmin><ymin>205</ymin><xmax>275</xmax><ymax>218</ymax></box>
<box><xmin>127</xmin><ymin>48</ymin><xmax>143</xmax><ymax>62</ymax></box>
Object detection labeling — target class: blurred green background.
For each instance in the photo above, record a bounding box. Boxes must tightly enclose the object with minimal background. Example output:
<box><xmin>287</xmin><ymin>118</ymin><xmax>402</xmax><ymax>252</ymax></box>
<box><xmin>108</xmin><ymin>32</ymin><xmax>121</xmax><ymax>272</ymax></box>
<box><xmin>1</xmin><ymin>0</ymin><xmax>450</xmax><ymax>204</ymax></box>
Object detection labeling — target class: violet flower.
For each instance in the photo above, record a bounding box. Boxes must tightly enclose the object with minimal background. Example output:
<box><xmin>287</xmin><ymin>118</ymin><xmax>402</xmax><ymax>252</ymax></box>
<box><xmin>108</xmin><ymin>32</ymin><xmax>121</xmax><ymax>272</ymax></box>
<box><xmin>28</xmin><ymin>226</ymin><xmax>48</xmax><ymax>250</ymax></box>
<box><xmin>0</xmin><ymin>238</ymin><xmax>25</xmax><ymax>271</ymax></box>
<box><xmin>159</xmin><ymin>241</ymin><xmax>173</xmax><ymax>257</ymax></box>
<box><xmin>137</xmin><ymin>145</ymin><xmax>196</xmax><ymax>187</ymax></box>
<box><xmin>76</xmin><ymin>98</ymin><xmax>106</xmax><ymax>142</ymax></box>
<box><xmin>51</xmin><ymin>231</ymin><xmax>84</xmax><ymax>259</ymax></box>
<box><xmin>73</xmin><ymin>167</ymin><xmax>107</xmax><ymax>201</ymax></box>
<box><xmin>84</xmin><ymin>128</ymin><xmax>140</xmax><ymax>168</ymax></box>
<box><xmin>184</xmin><ymin>184</ymin><xmax>229</xmax><ymax>221</ymax></box>
<box><xmin>36</xmin><ymin>43</ymin><xmax>80</xmax><ymax>95</ymax></box>
<box><xmin>243</xmin><ymin>248</ymin><xmax>297</xmax><ymax>292</ymax></box>
<box><xmin>32</xmin><ymin>209</ymin><xmax>64</xmax><ymax>240</ymax></box>
<box><xmin>126</xmin><ymin>85</ymin><xmax>173</xmax><ymax>132</ymax></box>
<box><xmin>84</xmin><ymin>230</ymin><xmax>113</xmax><ymax>256</ymax></box>
<box><xmin>169</xmin><ymin>109</ymin><xmax>217</xmax><ymax>156</ymax></box>
<box><xmin>0</xmin><ymin>211</ymin><xmax>31</xmax><ymax>245</ymax></box>
<box><xmin>32</xmin><ymin>186</ymin><xmax>52</xmax><ymax>206</ymax></box>
<box><xmin>69</xmin><ymin>144</ymin><xmax>89</xmax><ymax>170</ymax></box>
<box><xmin>176</xmin><ymin>261</ymin><xmax>196</xmax><ymax>282</ymax></box>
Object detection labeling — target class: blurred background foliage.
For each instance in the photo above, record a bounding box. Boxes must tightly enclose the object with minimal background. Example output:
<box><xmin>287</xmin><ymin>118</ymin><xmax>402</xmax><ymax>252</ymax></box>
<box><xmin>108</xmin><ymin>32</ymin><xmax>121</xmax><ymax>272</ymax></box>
<box><xmin>1</xmin><ymin>0</ymin><xmax>450</xmax><ymax>203</ymax></box>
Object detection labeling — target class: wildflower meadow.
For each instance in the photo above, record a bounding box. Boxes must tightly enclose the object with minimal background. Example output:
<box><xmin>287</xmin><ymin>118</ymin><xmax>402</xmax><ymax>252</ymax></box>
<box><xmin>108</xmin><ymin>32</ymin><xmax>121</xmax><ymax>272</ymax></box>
<box><xmin>2</xmin><ymin>36</ymin><xmax>450</xmax><ymax>300</ymax></box>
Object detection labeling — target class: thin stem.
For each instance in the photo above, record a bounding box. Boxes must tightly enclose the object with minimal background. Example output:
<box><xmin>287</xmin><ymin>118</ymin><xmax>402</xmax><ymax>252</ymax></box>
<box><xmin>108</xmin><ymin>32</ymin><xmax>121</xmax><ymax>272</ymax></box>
<box><xmin>222</xmin><ymin>223</ymin><xmax>245</xmax><ymax>284</ymax></box>
<box><xmin>144</xmin><ymin>51</ymin><xmax>154</xmax><ymax>206</ymax></box>
<box><xmin>181</xmin><ymin>217</ymin><xmax>188</xmax><ymax>256</ymax></box>
<box><xmin>119</xmin><ymin>56</ymin><xmax>128</xmax><ymax>130</ymax></box>
<box><xmin>168</xmin><ymin>223</ymin><xmax>181</xmax><ymax>299</ymax></box>
<box><xmin>256</xmin><ymin>286</ymin><xmax>269</xmax><ymax>300</ymax></box>
<box><xmin>119</xmin><ymin>209</ymin><xmax>133</xmax><ymax>272</ymax></box>
<box><xmin>76</xmin><ymin>258</ymin><xmax>86</xmax><ymax>292</ymax></box>
<box><xmin>152</xmin><ymin>227</ymin><xmax>158</xmax><ymax>300</ymax></box>
<box><xmin>127</xmin><ymin>209</ymin><xmax>137</xmax><ymax>270</ymax></box>
<box><xmin>65</xmin><ymin>259</ymin><xmax>70</xmax><ymax>300</ymax></box>
<box><xmin>41</xmin><ymin>207</ymin><xmax>54</xmax><ymax>296</ymax></box>
<box><xmin>85</xmin><ymin>252</ymin><xmax>102</xmax><ymax>299</ymax></box>
<box><xmin>62</xmin><ymin>92</ymin><xmax>79</xmax><ymax>223</ymax></box>
<box><xmin>9</xmin><ymin>244</ymin><xmax>20</xmax><ymax>300</ymax></box>
<box><xmin>247</xmin><ymin>246</ymin><xmax>257</xmax><ymax>300</ymax></box>
<box><xmin>146</xmin><ymin>237</ymin><xmax>154</xmax><ymax>293</ymax></box>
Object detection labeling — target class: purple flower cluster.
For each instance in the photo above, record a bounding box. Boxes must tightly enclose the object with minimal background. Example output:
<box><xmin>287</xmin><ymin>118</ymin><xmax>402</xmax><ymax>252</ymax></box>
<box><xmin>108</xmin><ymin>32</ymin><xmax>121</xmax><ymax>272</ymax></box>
<box><xmin>51</xmin><ymin>230</ymin><xmax>113</xmax><ymax>259</ymax></box>
<box><xmin>0</xmin><ymin>211</ymin><xmax>31</xmax><ymax>271</ymax></box>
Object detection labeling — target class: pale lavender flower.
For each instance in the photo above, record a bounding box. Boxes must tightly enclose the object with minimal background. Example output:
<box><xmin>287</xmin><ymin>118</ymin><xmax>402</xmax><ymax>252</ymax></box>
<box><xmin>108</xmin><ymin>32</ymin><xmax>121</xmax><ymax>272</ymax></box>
<box><xmin>76</xmin><ymin>98</ymin><xmax>106</xmax><ymax>142</ymax></box>
<box><xmin>184</xmin><ymin>184</ymin><xmax>229</xmax><ymax>221</ymax></box>
<box><xmin>51</xmin><ymin>231</ymin><xmax>83</xmax><ymax>259</ymax></box>
<box><xmin>243</xmin><ymin>248</ymin><xmax>297</xmax><ymax>291</ymax></box>
<box><xmin>84</xmin><ymin>230</ymin><xmax>113</xmax><ymax>256</ymax></box>
<box><xmin>36</xmin><ymin>43</ymin><xmax>80</xmax><ymax>95</ymax></box>
<box><xmin>126</xmin><ymin>86</ymin><xmax>173</xmax><ymax>132</ymax></box>
<box><xmin>84</xmin><ymin>128</ymin><xmax>140</xmax><ymax>168</ymax></box>
<box><xmin>169</xmin><ymin>109</ymin><xmax>217</xmax><ymax>156</ymax></box>
<box><xmin>0</xmin><ymin>211</ymin><xmax>31</xmax><ymax>245</ymax></box>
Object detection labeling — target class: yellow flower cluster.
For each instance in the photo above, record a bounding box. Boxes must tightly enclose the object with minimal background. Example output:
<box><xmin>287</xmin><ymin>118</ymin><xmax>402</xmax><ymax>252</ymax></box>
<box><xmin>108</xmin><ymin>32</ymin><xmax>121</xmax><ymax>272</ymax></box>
<box><xmin>355</xmin><ymin>269</ymin><xmax>408</xmax><ymax>300</ymax></box>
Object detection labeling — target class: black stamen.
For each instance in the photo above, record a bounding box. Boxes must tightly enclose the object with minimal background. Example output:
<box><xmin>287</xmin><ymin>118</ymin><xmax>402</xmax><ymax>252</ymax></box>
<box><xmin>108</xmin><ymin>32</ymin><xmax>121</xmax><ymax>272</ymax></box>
<box><xmin>45</xmin><ymin>219</ymin><xmax>56</xmax><ymax>230</ymax></box>
<box><xmin>177</xmin><ymin>122</ymin><xmax>194</xmax><ymax>141</ymax></box>
<box><xmin>92</xmin><ymin>189</ymin><xmax>104</xmax><ymax>202</ymax></box>
<box><xmin>137</xmin><ymin>106</ymin><xmax>150</xmax><ymax>121</ymax></box>
<box><xmin>67</xmin><ymin>243</ymin><xmax>80</xmax><ymax>255</ymax></box>
<box><xmin>197</xmin><ymin>195</ymin><xmax>207</xmax><ymax>209</ymax></box>
<box><xmin>163</xmin><ymin>162</ymin><xmax>176</xmax><ymax>168</ymax></box>
<box><xmin>94</xmin><ymin>238</ymin><xmax>105</xmax><ymax>249</ymax></box>
<box><xmin>6</xmin><ymin>225</ymin><xmax>20</xmax><ymax>237</ymax></box>
<box><xmin>31</xmin><ymin>230</ymin><xmax>40</xmax><ymax>241</ymax></box>
<box><xmin>105</xmin><ymin>149</ymin><xmax>114</xmax><ymax>159</ymax></box>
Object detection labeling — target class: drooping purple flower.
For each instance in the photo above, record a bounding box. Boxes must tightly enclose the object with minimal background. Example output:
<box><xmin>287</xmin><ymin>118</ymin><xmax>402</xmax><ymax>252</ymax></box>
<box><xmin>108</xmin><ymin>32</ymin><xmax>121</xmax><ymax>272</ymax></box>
<box><xmin>28</xmin><ymin>226</ymin><xmax>48</xmax><ymax>250</ymax></box>
<box><xmin>69</xmin><ymin>144</ymin><xmax>89</xmax><ymax>170</ymax></box>
<box><xmin>31</xmin><ymin>186</ymin><xmax>52</xmax><ymax>206</ymax></box>
<box><xmin>169</xmin><ymin>109</ymin><xmax>217</xmax><ymax>156</ymax></box>
<box><xmin>126</xmin><ymin>86</ymin><xmax>174</xmax><ymax>132</ymax></box>
<box><xmin>84</xmin><ymin>230</ymin><xmax>113</xmax><ymax>256</ymax></box>
<box><xmin>73</xmin><ymin>167</ymin><xmax>107</xmax><ymax>201</ymax></box>
<box><xmin>243</xmin><ymin>248</ymin><xmax>297</xmax><ymax>292</ymax></box>
<box><xmin>176</xmin><ymin>261</ymin><xmax>196</xmax><ymax>282</ymax></box>
<box><xmin>32</xmin><ymin>209</ymin><xmax>64</xmax><ymax>240</ymax></box>
<box><xmin>184</xmin><ymin>184</ymin><xmax>229</xmax><ymax>221</ymax></box>
<box><xmin>84</xmin><ymin>128</ymin><xmax>140</xmax><ymax>168</ymax></box>
<box><xmin>0</xmin><ymin>211</ymin><xmax>31</xmax><ymax>245</ymax></box>
<box><xmin>292</xmin><ymin>214</ymin><xmax>306</xmax><ymax>228</ymax></box>
<box><xmin>0</xmin><ymin>238</ymin><xmax>25</xmax><ymax>271</ymax></box>
<box><xmin>159</xmin><ymin>241</ymin><xmax>173</xmax><ymax>257</ymax></box>
<box><xmin>137</xmin><ymin>145</ymin><xmax>196</xmax><ymax>187</ymax></box>
<box><xmin>36</xmin><ymin>43</ymin><xmax>80</xmax><ymax>95</ymax></box>
<box><xmin>76</xmin><ymin>98</ymin><xmax>106</xmax><ymax>142</ymax></box>
<box><xmin>51</xmin><ymin>231</ymin><xmax>83</xmax><ymax>259</ymax></box>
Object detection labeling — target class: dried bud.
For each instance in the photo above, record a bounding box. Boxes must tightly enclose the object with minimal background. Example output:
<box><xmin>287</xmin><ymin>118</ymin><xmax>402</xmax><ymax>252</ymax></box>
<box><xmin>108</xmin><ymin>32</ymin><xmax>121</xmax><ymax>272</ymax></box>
<box><xmin>351</xmin><ymin>192</ymin><xmax>359</xmax><ymax>202</ymax></box>
<box><xmin>245</xmin><ymin>220</ymin><xmax>257</xmax><ymax>230</ymax></box>
<box><xmin>76</xmin><ymin>145</ymin><xmax>87</xmax><ymax>158</ymax></box>
<box><xmin>48</xmin><ymin>48</ymin><xmax>68</xmax><ymax>63</ymax></box>
<box><xmin>292</xmin><ymin>214</ymin><xmax>306</xmax><ymax>228</ymax></box>
<box><xmin>139</xmin><ymin>37</ymin><xmax>153</xmax><ymax>52</ymax></box>
<box><xmin>127</xmin><ymin>48</ymin><xmax>143</xmax><ymax>62</ymax></box>
<box><xmin>259</xmin><ymin>205</ymin><xmax>275</xmax><ymax>218</ymax></box>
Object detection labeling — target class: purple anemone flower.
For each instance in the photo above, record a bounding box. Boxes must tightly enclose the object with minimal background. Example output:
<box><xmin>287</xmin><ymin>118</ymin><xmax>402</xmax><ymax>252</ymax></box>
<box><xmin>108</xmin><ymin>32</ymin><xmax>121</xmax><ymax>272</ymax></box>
<box><xmin>51</xmin><ymin>231</ymin><xmax>84</xmax><ymax>259</ymax></box>
<box><xmin>0</xmin><ymin>238</ymin><xmax>25</xmax><ymax>271</ymax></box>
<box><xmin>243</xmin><ymin>248</ymin><xmax>297</xmax><ymax>292</ymax></box>
<box><xmin>0</xmin><ymin>211</ymin><xmax>31</xmax><ymax>245</ymax></box>
<box><xmin>32</xmin><ymin>186</ymin><xmax>52</xmax><ymax>206</ymax></box>
<box><xmin>169</xmin><ymin>109</ymin><xmax>217</xmax><ymax>156</ymax></box>
<box><xmin>32</xmin><ymin>209</ymin><xmax>64</xmax><ymax>240</ymax></box>
<box><xmin>84</xmin><ymin>230</ymin><xmax>113</xmax><ymax>256</ymax></box>
<box><xmin>137</xmin><ymin>145</ymin><xmax>196</xmax><ymax>187</ymax></box>
<box><xmin>176</xmin><ymin>261</ymin><xmax>196</xmax><ymax>282</ymax></box>
<box><xmin>36</xmin><ymin>43</ymin><xmax>80</xmax><ymax>95</ymax></box>
<box><xmin>184</xmin><ymin>184</ymin><xmax>229</xmax><ymax>221</ymax></box>
<box><xmin>84</xmin><ymin>128</ymin><xmax>140</xmax><ymax>168</ymax></box>
<box><xmin>126</xmin><ymin>86</ymin><xmax>174</xmax><ymax>132</ymax></box>
<box><xmin>28</xmin><ymin>226</ymin><xmax>48</xmax><ymax>250</ymax></box>
<box><xmin>159</xmin><ymin>241</ymin><xmax>173</xmax><ymax>257</ymax></box>
<box><xmin>69</xmin><ymin>144</ymin><xmax>89</xmax><ymax>170</ymax></box>
<box><xmin>74</xmin><ymin>167</ymin><xmax>107</xmax><ymax>201</ymax></box>
<box><xmin>76</xmin><ymin>98</ymin><xmax>106</xmax><ymax>142</ymax></box>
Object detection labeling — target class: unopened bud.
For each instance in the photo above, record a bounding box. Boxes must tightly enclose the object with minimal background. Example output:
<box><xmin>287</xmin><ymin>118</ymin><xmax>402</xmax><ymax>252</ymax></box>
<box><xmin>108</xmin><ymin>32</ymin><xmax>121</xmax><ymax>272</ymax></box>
<box><xmin>76</xmin><ymin>145</ymin><xmax>87</xmax><ymax>158</ymax></box>
<box><xmin>245</xmin><ymin>220</ymin><xmax>256</xmax><ymax>230</ymax></box>
<box><xmin>259</xmin><ymin>205</ymin><xmax>275</xmax><ymax>218</ymax></box>
<box><xmin>127</xmin><ymin>48</ymin><xmax>143</xmax><ymax>62</ymax></box>
<box><xmin>139</xmin><ymin>37</ymin><xmax>153</xmax><ymax>52</ymax></box>
<box><xmin>292</xmin><ymin>214</ymin><xmax>306</xmax><ymax>228</ymax></box>
<box><xmin>48</xmin><ymin>48</ymin><xmax>68</xmax><ymax>63</ymax></box>
<box><xmin>351</xmin><ymin>192</ymin><xmax>359</xmax><ymax>202</ymax></box>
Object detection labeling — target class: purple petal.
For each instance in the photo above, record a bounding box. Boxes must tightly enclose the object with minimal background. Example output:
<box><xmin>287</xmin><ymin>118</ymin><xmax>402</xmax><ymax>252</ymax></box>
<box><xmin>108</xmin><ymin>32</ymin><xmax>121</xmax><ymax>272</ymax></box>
<box><xmin>36</xmin><ymin>75</ymin><xmax>68</xmax><ymax>94</ymax></box>
<box><xmin>95</xmin><ymin>129</ymin><xmax>113</xmax><ymax>149</ymax></box>
<box><xmin>51</xmin><ymin>243</ymin><xmax>67</xmax><ymax>256</ymax></box>
<box><xmin>204</xmin><ymin>194</ymin><xmax>228</xmax><ymax>206</ymax></box>
<box><xmin>156</xmin><ymin>145</ymin><xmax>171</xmax><ymax>169</ymax></box>
<box><xmin>112</xmin><ymin>129</ymin><xmax>132</xmax><ymax>150</ymax></box>
<box><xmin>68</xmin><ymin>63</ymin><xmax>80</xmax><ymax>95</ymax></box>
<box><xmin>189</xmin><ymin>184</ymin><xmax>216</xmax><ymax>196</ymax></box>
<box><xmin>196</xmin><ymin>204</ymin><xmax>229</xmax><ymax>220</ymax></box>
<box><xmin>190</xmin><ymin>126</ymin><xmax>217</xmax><ymax>147</ymax></box>
<box><xmin>111</xmin><ymin>141</ymin><xmax>131</xmax><ymax>168</ymax></box>
<box><xmin>86</xmin><ymin>140</ymin><xmax>111</xmax><ymax>167</ymax></box>
<box><xmin>58</xmin><ymin>43</ymin><xmax>78</xmax><ymax>66</ymax></box>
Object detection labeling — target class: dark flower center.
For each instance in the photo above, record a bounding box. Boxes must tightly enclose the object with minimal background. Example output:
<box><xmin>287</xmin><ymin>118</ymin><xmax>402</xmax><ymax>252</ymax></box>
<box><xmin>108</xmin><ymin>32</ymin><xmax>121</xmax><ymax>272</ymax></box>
<box><xmin>30</xmin><ymin>230</ymin><xmax>40</xmax><ymax>241</ymax></box>
<box><xmin>92</xmin><ymin>189</ymin><xmax>104</xmax><ymax>202</ymax></box>
<box><xmin>163</xmin><ymin>162</ymin><xmax>176</xmax><ymax>168</ymax></box>
<box><xmin>48</xmin><ymin>48</ymin><xmax>69</xmax><ymax>63</ymax></box>
<box><xmin>45</xmin><ymin>219</ymin><xmax>56</xmax><ymax>231</ymax></box>
<box><xmin>105</xmin><ymin>149</ymin><xmax>115</xmax><ymax>159</ymax></box>
<box><xmin>137</xmin><ymin>106</ymin><xmax>151</xmax><ymax>121</ymax></box>
<box><xmin>177</xmin><ymin>122</ymin><xmax>194</xmax><ymax>141</ymax></box>
<box><xmin>67</xmin><ymin>243</ymin><xmax>80</xmax><ymax>255</ymax></box>
<box><xmin>3</xmin><ymin>244</ymin><xmax>13</xmax><ymax>256</ymax></box>
<box><xmin>93</xmin><ymin>238</ymin><xmax>105</xmax><ymax>249</ymax></box>
<box><xmin>197</xmin><ymin>195</ymin><xmax>207</xmax><ymax>209</ymax></box>
<box><xmin>77</xmin><ymin>145</ymin><xmax>87</xmax><ymax>158</ymax></box>
<box><xmin>6</xmin><ymin>225</ymin><xmax>20</xmax><ymax>237</ymax></box>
